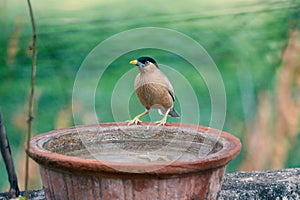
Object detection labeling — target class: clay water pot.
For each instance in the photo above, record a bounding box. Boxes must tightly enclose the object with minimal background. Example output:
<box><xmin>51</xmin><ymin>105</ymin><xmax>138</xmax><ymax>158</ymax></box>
<box><xmin>28</xmin><ymin>122</ymin><xmax>241</xmax><ymax>200</ymax></box>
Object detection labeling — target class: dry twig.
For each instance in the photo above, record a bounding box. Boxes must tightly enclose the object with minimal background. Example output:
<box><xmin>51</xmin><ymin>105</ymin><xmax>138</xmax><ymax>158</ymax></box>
<box><xmin>0</xmin><ymin>114</ymin><xmax>20</xmax><ymax>198</ymax></box>
<box><xmin>24</xmin><ymin>0</ymin><xmax>37</xmax><ymax>198</ymax></box>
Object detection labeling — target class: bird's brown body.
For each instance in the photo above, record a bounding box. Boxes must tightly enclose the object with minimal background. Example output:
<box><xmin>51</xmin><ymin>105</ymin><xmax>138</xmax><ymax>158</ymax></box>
<box><xmin>127</xmin><ymin>56</ymin><xmax>179</xmax><ymax>126</ymax></box>
<box><xmin>135</xmin><ymin>83</ymin><xmax>173</xmax><ymax>110</ymax></box>
<box><xmin>134</xmin><ymin>64</ymin><xmax>174</xmax><ymax>111</ymax></box>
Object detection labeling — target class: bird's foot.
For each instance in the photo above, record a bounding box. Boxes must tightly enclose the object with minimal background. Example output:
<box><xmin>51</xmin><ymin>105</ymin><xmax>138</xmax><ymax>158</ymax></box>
<box><xmin>126</xmin><ymin>117</ymin><xmax>142</xmax><ymax>126</ymax></box>
<box><xmin>154</xmin><ymin>118</ymin><xmax>167</xmax><ymax>126</ymax></box>
<box><xmin>126</xmin><ymin>111</ymin><xmax>149</xmax><ymax>125</ymax></box>
<box><xmin>155</xmin><ymin>108</ymin><xmax>169</xmax><ymax>126</ymax></box>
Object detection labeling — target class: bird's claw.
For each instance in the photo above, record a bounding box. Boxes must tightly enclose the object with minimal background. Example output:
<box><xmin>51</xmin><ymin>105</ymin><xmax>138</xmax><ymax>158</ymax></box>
<box><xmin>126</xmin><ymin>118</ymin><xmax>142</xmax><ymax>126</ymax></box>
<box><xmin>154</xmin><ymin>119</ymin><xmax>167</xmax><ymax>126</ymax></box>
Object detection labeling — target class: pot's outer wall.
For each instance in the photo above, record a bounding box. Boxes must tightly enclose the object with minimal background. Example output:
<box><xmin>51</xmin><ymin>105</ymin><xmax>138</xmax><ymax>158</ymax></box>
<box><xmin>40</xmin><ymin>165</ymin><xmax>226</xmax><ymax>200</ymax></box>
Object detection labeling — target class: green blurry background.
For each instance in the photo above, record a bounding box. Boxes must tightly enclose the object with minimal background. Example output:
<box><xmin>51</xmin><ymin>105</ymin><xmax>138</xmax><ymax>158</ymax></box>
<box><xmin>1</xmin><ymin>0</ymin><xmax>300</xmax><ymax>191</ymax></box>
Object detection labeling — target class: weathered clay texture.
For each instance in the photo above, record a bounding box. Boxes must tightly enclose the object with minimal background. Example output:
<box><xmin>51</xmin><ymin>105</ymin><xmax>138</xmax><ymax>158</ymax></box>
<box><xmin>40</xmin><ymin>165</ymin><xmax>225</xmax><ymax>200</ymax></box>
<box><xmin>28</xmin><ymin>122</ymin><xmax>241</xmax><ymax>200</ymax></box>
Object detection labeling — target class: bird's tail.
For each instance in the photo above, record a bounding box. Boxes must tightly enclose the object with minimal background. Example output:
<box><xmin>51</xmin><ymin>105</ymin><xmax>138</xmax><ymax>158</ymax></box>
<box><xmin>168</xmin><ymin>107</ymin><xmax>180</xmax><ymax>118</ymax></box>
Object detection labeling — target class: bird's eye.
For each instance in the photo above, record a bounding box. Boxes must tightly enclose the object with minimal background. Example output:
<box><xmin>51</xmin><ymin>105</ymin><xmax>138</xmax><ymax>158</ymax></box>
<box><xmin>145</xmin><ymin>61</ymin><xmax>150</xmax><ymax>65</ymax></box>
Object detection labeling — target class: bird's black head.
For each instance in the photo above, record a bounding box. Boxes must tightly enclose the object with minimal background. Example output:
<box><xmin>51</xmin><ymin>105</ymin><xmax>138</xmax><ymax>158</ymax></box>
<box><xmin>137</xmin><ymin>57</ymin><xmax>157</xmax><ymax>65</ymax></box>
<box><xmin>130</xmin><ymin>56</ymin><xmax>158</xmax><ymax>68</ymax></box>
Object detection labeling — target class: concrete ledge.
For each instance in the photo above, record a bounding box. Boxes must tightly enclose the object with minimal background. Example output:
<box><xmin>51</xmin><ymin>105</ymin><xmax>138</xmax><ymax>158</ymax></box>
<box><xmin>0</xmin><ymin>168</ymin><xmax>299</xmax><ymax>199</ymax></box>
<box><xmin>220</xmin><ymin>168</ymin><xmax>300</xmax><ymax>200</ymax></box>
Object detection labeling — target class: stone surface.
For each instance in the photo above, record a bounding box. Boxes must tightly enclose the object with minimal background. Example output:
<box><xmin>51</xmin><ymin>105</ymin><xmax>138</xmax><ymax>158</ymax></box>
<box><xmin>0</xmin><ymin>168</ymin><xmax>299</xmax><ymax>200</ymax></box>
<box><xmin>0</xmin><ymin>190</ymin><xmax>45</xmax><ymax>200</ymax></box>
<box><xmin>220</xmin><ymin>168</ymin><xmax>300</xmax><ymax>200</ymax></box>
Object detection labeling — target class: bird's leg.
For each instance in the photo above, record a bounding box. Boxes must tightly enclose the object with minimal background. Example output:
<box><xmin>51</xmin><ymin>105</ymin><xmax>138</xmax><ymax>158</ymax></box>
<box><xmin>127</xmin><ymin>111</ymin><xmax>149</xmax><ymax>125</ymax></box>
<box><xmin>155</xmin><ymin>108</ymin><xmax>170</xmax><ymax>126</ymax></box>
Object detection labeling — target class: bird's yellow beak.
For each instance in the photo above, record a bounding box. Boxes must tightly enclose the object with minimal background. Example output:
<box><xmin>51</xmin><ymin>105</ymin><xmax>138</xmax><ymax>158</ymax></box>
<box><xmin>130</xmin><ymin>60</ymin><xmax>138</xmax><ymax>65</ymax></box>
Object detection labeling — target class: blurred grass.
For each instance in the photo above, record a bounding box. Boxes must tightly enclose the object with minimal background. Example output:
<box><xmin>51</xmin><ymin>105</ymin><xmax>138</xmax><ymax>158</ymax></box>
<box><xmin>1</xmin><ymin>0</ymin><xmax>300</xmax><ymax>191</ymax></box>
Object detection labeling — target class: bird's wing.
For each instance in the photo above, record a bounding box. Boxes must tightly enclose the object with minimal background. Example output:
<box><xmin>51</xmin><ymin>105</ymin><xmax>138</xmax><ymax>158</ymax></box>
<box><xmin>160</xmin><ymin>72</ymin><xmax>175</xmax><ymax>102</ymax></box>
<box><xmin>168</xmin><ymin>90</ymin><xmax>175</xmax><ymax>102</ymax></box>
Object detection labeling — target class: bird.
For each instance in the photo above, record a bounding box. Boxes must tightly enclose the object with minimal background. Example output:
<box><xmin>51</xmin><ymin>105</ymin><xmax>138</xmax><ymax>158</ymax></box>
<box><xmin>127</xmin><ymin>56</ymin><xmax>180</xmax><ymax>126</ymax></box>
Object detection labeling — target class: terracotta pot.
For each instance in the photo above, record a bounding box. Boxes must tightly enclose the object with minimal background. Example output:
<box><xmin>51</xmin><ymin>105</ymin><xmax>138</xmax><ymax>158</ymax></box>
<box><xmin>28</xmin><ymin>122</ymin><xmax>241</xmax><ymax>200</ymax></box>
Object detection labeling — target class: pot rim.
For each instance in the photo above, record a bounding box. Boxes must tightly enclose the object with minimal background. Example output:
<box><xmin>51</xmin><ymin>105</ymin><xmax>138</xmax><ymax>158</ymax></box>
<box><xmin>27</xmin><ymin>122</ymin><xmax>241</xmax><ymax>177</ymax></box>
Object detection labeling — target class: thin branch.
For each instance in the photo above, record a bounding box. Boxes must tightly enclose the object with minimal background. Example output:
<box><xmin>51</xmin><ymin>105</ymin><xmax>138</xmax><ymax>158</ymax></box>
<box><xmin>25</xmin><ymin>0</ymin><xmax>37</xmax><ymax>198</ymax></box>
<box><xmin>0</xmin><ymin>113</ymin><xmax>20</xmax><ymax>198</ymax></box>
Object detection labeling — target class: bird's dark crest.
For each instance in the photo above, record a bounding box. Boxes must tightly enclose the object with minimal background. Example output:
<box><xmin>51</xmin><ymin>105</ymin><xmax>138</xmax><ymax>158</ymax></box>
<box><xmin>137</xmin><ymin>56</ymin><xmax>159</xmax><ymax>68</ymax></box>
